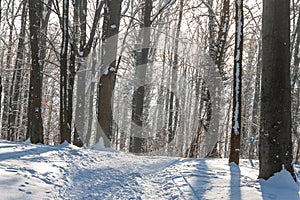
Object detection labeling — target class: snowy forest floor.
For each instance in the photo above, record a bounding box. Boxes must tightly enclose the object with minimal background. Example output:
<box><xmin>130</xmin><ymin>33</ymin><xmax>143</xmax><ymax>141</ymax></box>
<box><xmin>0</xmin><ymin>140</ymin><xmax>299</xmax><ymax>200</ymax></box>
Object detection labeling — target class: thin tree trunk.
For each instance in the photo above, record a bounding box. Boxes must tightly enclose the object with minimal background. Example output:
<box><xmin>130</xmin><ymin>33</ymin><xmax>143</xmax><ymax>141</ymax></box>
<box><xmin>0</xmin><ymin>0</ymin><xmax>2</xmax><ymax>138</ymax></box>
<box><xmin>7</xmin><ymin>0</ymin><xmax>27</xmax><ymax>140</ymax></box>
<box><xmin>39</xmin><ymin>0</ymin><xmax>52</xmax><ymax>73</ymax></box>
<box><xmin>214</xmin><ymin>0</ymin><xmax>230</xmax><ymax>81</ymax></box>
<box><xmin>60</xmin><ymin>0</ymin><xmax>70</xmax><ymax>143</ymax></box>
<box><xmin>2</xmin><ymin>0</ymin><xmax>15</xmax><ymax>140</ymax></box>
<box><xmin>229</xmin><ymin>0</ymin><xmax>243</xmax><ymax>165</ymax></box>
<box><xmin>250</xmin><ymin>42</ymin><xmax>262</xmax><ymax>159</ymax></box>
<box><xmin>167</xmin><ymin>0</ymin><xmax>183</xmax><ymax>145</ymax></box>
<box><xmin>70</xmin><ymin>0</ymin><xmax>82</xmax><ymax>147</ymax></box>
<box><xmin>86</xmin><ymin>49</ymin><xmax>97</xmax><ymax>146</ymax></box>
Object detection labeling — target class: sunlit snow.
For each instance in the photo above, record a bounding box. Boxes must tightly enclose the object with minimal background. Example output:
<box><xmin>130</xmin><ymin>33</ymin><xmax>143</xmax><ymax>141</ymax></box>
<box><xmin>0</xmin><ymin>140</ymin><xmax>299</xmax><ymax>199</ymax></box>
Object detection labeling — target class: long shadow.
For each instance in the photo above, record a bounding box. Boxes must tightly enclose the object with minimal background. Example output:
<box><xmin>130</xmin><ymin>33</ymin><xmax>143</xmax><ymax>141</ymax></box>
<box><xmin>0</xmin><ymin>140</ymin><xmax>26</xmax><ymax>149</ymax></box>
<box><xmin>0</xmin><ymin>145</ymin><xmax>59</xmax><ymax>162</ymax></box>
<box><xmin>0</xmin><ymin>145</ymin><xmax>23</xmax><ymax>149</ymax></box>
<box><xmin>170</xmin><ymin>158</ymin><xmax>212</xmax><ymax>200</ymax></box>
<box><xmin>185</xmin><ymin>159</ymin><xmax>210</xmax><ymax>200</ymax></box>
<box><xmin>229</xmin><ymin>163</ymin><xmax>242</xmax><ymax>200</ymax></box>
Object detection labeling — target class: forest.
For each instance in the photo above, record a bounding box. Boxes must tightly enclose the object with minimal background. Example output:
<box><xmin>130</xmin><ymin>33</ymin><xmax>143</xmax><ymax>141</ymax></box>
<box><xmin>0</xmin><ymin>0</ymin><xmax>298</xmax><ymax>180</ymax></box>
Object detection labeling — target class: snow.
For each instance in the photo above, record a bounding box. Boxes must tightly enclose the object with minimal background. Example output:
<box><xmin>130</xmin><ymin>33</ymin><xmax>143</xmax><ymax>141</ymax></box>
<box><xmin>0</xmin><ymin>140</ymin><xmax>299</xmax><ymax>199</ymax></box>
<box><xmin>233</xmin><ymin>62</ymin><xmax>241</xmax><ymax>135</ymax></box>
<box><xmin>103</xmin><ymin>66</ymin><xmax>109</xmax><ymax>75</ymax></box>
<box><xmin>259</xmin><ymin>167</ymin><xmax>299</xmax><ymax>199</ymax></box>
<box><xmin>42</xmin><ymin>11</ymin><xmax>48</xmax><ymax>21</ymax></box>
<box><xmin>34</xmin><ymin>107</ymin><xmax>39</xmax><ymax>113</ymax></box>
<box><xmin>111</xmin><ymin>24</ymin><xmax>117</xmax><ymax>29</ymax></box>
<box><xmin>102</xmin><ymin>66</ymin><xmax>116</xmax><ymax>76</ymax></box>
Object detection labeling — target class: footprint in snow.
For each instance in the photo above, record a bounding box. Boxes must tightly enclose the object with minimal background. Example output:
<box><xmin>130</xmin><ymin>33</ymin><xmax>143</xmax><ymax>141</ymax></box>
<box><xmin>18</xmin><ymin>187</ymin><xmax>32</xmax><ymax>195</ymax></box>
<box><xmin>5</xmin><ymin>168</ymin><xmax>18</xmax><ymax>173</ymax></box>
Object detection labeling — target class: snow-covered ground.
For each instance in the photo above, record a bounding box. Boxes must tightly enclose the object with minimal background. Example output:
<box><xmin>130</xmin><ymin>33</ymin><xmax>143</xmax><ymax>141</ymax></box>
<box><xmin>0</xmin><ymin>140</ymin><xmax>299</xmax><ymax>200</ymax></box>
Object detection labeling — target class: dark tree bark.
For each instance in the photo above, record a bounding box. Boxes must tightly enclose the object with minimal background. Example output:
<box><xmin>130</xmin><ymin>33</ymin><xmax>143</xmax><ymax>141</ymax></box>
<box><xmin>27</xmin><ymin>0</ymin><xmax>43</xmax><ymax>144</ymax></box>
<box><xmin>60</xmin><ymin>0</ymin><xmax>70</xmax><ymax>143</ymax></box>
<box><xmin>259</xmin><ymin>0</ymin><xmax>295</xmax><ymax>180</ymax></box>
<box><xmin>229</xmin><ymin>0</ymin><xmax>243</xmax><ymax>165</ymax></box>
<box><xmin>97</xmin><ymin>0</ymin><xmax>122</xmax><ymax>143</ymax></box>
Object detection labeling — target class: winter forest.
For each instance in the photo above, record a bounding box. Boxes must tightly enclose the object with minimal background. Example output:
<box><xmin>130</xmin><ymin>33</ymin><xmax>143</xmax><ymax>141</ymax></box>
<box><xmin>0</xmin><ymin>0</ymin><xmax>300</xmax><ymax>191</ymax></box>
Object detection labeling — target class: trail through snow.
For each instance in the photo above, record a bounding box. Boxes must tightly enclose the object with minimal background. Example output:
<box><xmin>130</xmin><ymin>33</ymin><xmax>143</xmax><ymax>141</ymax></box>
<box><xmin>0</xmin><ymin>140</ymin><xmax>299</xmax><ymax>199</ymax></box>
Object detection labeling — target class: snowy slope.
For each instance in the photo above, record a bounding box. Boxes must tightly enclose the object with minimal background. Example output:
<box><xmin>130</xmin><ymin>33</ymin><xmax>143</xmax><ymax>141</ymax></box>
<box><xmin>0</xmin><ymin>140</ymin><xmax>299</xmax><ymax>200</ymax></box>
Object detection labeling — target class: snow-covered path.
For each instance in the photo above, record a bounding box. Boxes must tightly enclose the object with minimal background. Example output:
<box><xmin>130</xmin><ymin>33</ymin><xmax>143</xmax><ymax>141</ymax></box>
<box><xmin>0</xmin><ymin>140</ymin><xmax>299</xmax><ymax>200</ymax></box>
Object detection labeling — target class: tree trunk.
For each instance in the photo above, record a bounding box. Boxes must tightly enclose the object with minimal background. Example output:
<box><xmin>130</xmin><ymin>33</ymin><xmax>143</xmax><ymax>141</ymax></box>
<box><xmin>7</xmin><ymin>0</ymin><xmax>27</xmax><ymax>140</ymax></box>
<box><xmin>27</xmin><ymin>0</ymin><xmax>43</xmax><ymax>143</ymax></box>
<box><xmin>72</xmin><ymin>0</ymin><xmax>103</xmax><ymax>146</ymax></box>
<box><xmin>97</xmin><ymin>0</ymin><xmax>121</xmax><ymax>143</ymax></box>
<box><xmin>60</xmin><ymin>0</ymin><xmax>70</xmax><ymax>143</ymax></box>
<box><xmin>167</xmin><ymin>0</ymin><xmax>183</xmax><ymax>145</ymax></box>
<box><xmin>70</xmin><ymin>0</ymin><xmax>83</xmax><ymax>147</ymax></box>
<box><xmin>129</xmin><ymin>0</ymin><xmax>152</xmax><ymax>153</ymax></box>
<box><xmin>259</xmin><ymin>0</ymin><xmax>295</xmax><ymax>180</ymax></box>
<box><xmin>229</xmin><ymin>0</ymin><xmax>243</xmax><ymax>165</ymax></box>
<box><xmin>0</xmin><ymin>0</ymin><xmax>2</xmax><ymax>139</ymax></box>
<box><xmin>202</xmin><ymin>0</ymin><xmax>229</xmax><ymax>157</ymax></box>
<box><xmin>214</xmin><ymin>0</ymin><xmax>230</xmax><ymax>81</ymax></box>
<box><xmin>2</xmin><ymin>0</ymin><xmax>16</xmax><ymax>140</ymax></box>
<box><xmin>250</xmin><ymin>42</ymin><xmax>262</xmax><ymax>159</ymax></box>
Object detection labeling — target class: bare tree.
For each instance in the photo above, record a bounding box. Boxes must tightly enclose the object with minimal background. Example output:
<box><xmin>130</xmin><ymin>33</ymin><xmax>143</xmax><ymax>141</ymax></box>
<box><xmin>7</xmin><ymin>0</ymin><xmax>28</xmax><ymax>140</ymax></box>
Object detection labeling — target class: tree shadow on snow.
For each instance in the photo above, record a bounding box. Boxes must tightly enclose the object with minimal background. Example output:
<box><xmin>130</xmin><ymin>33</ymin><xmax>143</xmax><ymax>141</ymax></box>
<box><xmin>229</xmin><ymin>163</ymin><xmax>242</xmax><ymax>200</ymax></box>
<box><xmin>173</xmin><ymin>158</ymin><xmax>222</xmax><ymax>199</ymax></box>
<box><xmin>0</xmin><ymin>144</ymin><xmax>59</xmax><ymax>162</ymax></box>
